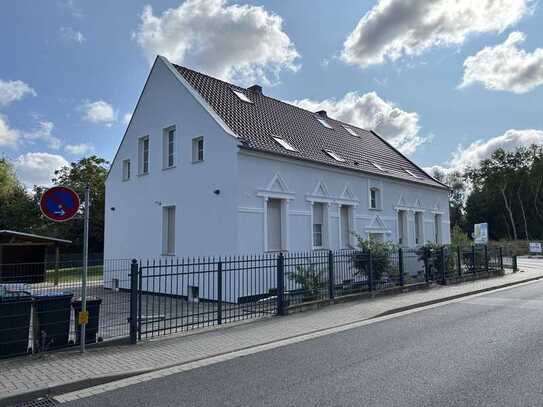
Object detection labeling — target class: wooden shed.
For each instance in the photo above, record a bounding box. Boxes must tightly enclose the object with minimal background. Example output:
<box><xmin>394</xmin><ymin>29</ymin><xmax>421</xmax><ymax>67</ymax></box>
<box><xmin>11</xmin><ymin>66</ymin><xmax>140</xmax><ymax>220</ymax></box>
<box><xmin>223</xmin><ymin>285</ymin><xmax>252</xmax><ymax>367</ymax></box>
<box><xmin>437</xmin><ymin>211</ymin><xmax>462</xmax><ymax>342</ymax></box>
<box><xmin>0</xmin><ymin>230</ymin><xmax>71</xmax><ymax>283</ymax></box>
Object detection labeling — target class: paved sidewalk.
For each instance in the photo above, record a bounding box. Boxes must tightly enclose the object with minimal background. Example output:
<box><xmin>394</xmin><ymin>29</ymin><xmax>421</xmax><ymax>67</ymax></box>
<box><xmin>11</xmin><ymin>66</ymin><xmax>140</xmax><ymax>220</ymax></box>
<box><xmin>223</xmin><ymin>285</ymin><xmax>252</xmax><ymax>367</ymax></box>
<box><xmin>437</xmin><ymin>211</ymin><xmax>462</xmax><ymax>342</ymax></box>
<box><xmin>1</xmin><ymin>260</ymin><xmax>541</xmax><ymax>403</ymax></box>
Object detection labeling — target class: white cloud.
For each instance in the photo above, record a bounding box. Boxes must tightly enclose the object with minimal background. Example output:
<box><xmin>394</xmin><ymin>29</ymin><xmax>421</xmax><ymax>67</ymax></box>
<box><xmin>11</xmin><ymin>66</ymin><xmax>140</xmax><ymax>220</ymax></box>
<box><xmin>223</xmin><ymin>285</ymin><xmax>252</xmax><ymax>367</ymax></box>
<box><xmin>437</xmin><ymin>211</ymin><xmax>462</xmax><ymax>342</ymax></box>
<box><xmin>80</xmin><ymin>100</ymin><xmax>117</xmax><ymax>126</ymax></box>
<box><xmin>134</xmin><ymin>0</ymin><xmax>300</xmax><ymax>84</ymax></box>
<box><xmin>0</xmin><ymin>115</ymin><xmax>19</xmax><ymax>147</ymax></box>
<box><xmin>428</xmin><ymin>129</ymin><xmax>543</xmax><ymax>176</ymax></box>
<box><xmin>461</xmin><ymin>32</ymin><xmax>543</xmax><ymax>94</ymax></box>
<box><xmin>13</xmin><ymin>152</ymin><xmax>69</xmax><ymax>188</ymax></box>
<box><xmin>122</xmin><ymin>112</ymin><xmax>132</xmax><ymax>126</ymax></box>
<box><xmin>22</xmin><ymin>120</ymin><xmax>61</xmax><ymax>150</ymax></box>
<box><xmin>341</xmin><ymin>0</ymin><xmax>532</xmax><ymax>68</ymax></box>
<box><xmin>0</xmin><ymin>116</ymin><xmax>60</xmax><ymax>149</ymax></box>
<box><xmin>289</xmin><ymin>91</ymin><xmax>426</xmax><ymax>155</ymax></box>
<box><xmin>59</xmin><ymin>27</ymin><xmax>85</xmax><ymax>44</ymax></box>
<box><xmin>65</xmin><ymin>143</ymin><xmax>94</xmax><ymax>155</ymax></box>
<box><xmin>450</xmin><ymin>129</ymin><xmax>543</xmax><ymax>170</ymax></box>
<box><xmin>0</xmin><ymin>79</ymin><xmax>36</xmax><ymax>106</ymax></box>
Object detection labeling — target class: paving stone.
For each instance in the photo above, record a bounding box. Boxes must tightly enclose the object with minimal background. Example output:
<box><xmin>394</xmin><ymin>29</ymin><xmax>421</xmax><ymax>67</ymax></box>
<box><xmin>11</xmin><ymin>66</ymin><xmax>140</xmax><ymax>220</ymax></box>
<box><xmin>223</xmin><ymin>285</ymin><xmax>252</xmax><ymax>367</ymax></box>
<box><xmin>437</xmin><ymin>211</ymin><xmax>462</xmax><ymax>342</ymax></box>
<box><xmin>0</xmin><ymin>262</ymin><xmax>540</xmax><ymax>401</ymax></box>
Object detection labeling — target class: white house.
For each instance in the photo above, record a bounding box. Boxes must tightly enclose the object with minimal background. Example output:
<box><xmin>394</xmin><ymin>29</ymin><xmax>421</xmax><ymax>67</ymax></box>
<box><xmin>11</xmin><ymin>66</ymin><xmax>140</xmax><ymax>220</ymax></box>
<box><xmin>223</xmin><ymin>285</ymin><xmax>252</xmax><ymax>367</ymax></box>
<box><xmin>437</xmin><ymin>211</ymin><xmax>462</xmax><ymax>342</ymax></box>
<box><xmin>104</xmin><ymin>56</ymin><xmax>450</xmax><ymax>265</ymax></box>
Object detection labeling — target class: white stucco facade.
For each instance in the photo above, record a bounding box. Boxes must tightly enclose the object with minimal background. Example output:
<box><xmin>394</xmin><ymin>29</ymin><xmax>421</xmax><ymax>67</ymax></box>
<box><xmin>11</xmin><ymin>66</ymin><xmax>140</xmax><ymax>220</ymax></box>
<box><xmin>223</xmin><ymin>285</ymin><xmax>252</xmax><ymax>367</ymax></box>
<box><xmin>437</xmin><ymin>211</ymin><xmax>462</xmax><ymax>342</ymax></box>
<box><xmin>104</xmin><ymin>57</ymin><xmax>450</xmax><ymax>264</ymax></box>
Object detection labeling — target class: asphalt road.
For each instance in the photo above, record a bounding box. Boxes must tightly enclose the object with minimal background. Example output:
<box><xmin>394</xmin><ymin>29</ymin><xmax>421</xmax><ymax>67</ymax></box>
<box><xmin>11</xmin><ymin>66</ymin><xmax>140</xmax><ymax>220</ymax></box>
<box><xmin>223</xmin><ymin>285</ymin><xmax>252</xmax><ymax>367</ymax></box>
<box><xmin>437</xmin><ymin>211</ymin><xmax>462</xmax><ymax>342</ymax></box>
<box><xmin>65</xmin><ymin>280</ymin><xmax>543</xmax><ymax>407</ymax></box>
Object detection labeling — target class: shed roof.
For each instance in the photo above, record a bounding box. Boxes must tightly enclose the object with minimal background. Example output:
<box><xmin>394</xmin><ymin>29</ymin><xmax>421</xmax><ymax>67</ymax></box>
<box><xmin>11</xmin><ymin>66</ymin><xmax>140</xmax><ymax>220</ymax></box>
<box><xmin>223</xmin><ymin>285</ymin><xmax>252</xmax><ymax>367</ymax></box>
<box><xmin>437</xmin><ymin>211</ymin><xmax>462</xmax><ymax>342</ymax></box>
<box><xmin>0</xmin><ymin>230</ymin><xmax>72</xmax><ymax>245</ymax></box>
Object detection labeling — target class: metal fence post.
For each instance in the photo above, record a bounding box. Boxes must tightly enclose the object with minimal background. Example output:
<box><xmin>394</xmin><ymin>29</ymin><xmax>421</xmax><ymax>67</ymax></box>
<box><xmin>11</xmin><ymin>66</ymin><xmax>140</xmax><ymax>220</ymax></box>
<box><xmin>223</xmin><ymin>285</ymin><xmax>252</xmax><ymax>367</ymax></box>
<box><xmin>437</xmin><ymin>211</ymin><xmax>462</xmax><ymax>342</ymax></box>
<box><xmin>424</xmin><ymin>248</ymin><xmax>430</xmax><ymax>284</ymax></box>
<box><xmin>328</xmin><ymin>250</ymin><xmax>335</xmax><ymax>300</ymax></box>
<box><xmin>368</xmin><ymin>250</ymin><xmax>374</xmax><ymax>292</ymax></box>
<box><xmin>457</xmin><ymin>246</ymin><xmax>462</xmax><ymax>278</ymax></box>
<box><xmin>440</xmin><ymin>246</ymin><xmax>446</xmax><ymax>284</ymax></box>
<box><xmin>398</xmin><ymin>247</ymin><xmax>404</xmax><ymax>287</ymax></box>
<box><xmin>217</xmin><ymin>260</ymin><xmax>223</xmax><ymax>325</ymax></box>
<box><xmin>472</xmin><ymin>245</ymin><xmax>476</xmax><ymax>274</ymax></box>
<box><xmin>277</xmin><ymin>252</ymin><xmax>285</xmax><ymax>316</ymax></box>
<box><xmin>513</xmin><ymin>255</ymin><xmax>518</xmax><ymax>273</ymax></box>
<box><xmin>499</xmin><ymin>247</ymin><xmax>504</xmax><ymax>271</ymax></box>
<box><xmin>137</xmin><ymin>261</ymin><xmax>143</xmax><ymax>341</ymax></box>
<box><xmin>129</xmin><ymin>259</ymin><xmax>138</xmax><ymax>345</ymax></box>
<box><xmin>484</xmin><ymin>245</ymin><xmax>489</xmax><ymax>274</ymax></box>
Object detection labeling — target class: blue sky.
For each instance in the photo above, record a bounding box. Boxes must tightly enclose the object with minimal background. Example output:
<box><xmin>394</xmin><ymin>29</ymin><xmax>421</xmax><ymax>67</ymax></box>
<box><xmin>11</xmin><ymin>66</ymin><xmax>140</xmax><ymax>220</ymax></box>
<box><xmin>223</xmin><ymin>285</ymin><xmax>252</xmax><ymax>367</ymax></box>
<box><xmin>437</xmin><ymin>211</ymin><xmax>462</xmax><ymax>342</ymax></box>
<box><xmin>1</xmin><ymin>0</ymin><xmax>542</xmax><ymax>187</ymax></box>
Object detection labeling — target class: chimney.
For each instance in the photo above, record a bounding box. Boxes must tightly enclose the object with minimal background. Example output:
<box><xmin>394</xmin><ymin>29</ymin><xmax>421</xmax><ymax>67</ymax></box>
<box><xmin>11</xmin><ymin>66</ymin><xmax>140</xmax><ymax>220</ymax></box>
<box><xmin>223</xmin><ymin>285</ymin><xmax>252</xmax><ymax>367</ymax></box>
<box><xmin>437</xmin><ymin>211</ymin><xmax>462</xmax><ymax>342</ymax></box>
<box><xmin>248</xmin><ymin>85</ymin><xmax>263</xmax><ymax>94</ymax></box>
<box><xmin>316</xmin><ymin>110</ymin><xmax>327</xmax><ymax>118</ymax></box>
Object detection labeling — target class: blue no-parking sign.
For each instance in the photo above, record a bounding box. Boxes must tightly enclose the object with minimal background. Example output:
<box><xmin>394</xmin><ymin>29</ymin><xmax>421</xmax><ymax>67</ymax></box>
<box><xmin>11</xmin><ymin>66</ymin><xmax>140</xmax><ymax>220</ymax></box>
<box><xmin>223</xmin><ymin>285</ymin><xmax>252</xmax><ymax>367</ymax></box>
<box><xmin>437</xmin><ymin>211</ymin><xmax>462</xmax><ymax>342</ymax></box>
<box><xmin>39</xmin><ymin>186</ymin><xmax>81</xmax><ymax>222</ymax></box>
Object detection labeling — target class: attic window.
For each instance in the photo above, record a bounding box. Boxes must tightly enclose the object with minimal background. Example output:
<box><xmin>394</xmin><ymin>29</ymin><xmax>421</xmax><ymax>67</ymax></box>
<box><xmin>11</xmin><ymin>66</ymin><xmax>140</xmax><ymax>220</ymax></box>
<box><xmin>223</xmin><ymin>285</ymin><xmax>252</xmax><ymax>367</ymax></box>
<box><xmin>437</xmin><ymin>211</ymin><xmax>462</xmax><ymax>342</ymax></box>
<box><xmin>316</xmin><ymin>117</ymin><xmax>333</xmax><ymax>129</ymax></box>
<box><xmin>370</xmin><ymin>161</ymin><xmax>387</xmax><ymax>172</ymax></box>
<box><xmin>342</xmin><ymin>125</ymin><xmax>359</xmax><ymax>137</ymax></box>
<box><xmin>324</xmin><ymin>149</ymin><xmax>345</xmax><ymax>162</ymax></box>
<box><xmin>272</xmin><ymin>136</ymin><xmax>297</xmax><ymax>152</ymax></box>
<box><xmin>404</xmin><ymin>169</ymin><xmax>421</xmax><ymax>179</ymax></box>
<box><xmin>231</xmin><ymin>89</ymin><xmax>253</xmax><ymax>103</ymax></box>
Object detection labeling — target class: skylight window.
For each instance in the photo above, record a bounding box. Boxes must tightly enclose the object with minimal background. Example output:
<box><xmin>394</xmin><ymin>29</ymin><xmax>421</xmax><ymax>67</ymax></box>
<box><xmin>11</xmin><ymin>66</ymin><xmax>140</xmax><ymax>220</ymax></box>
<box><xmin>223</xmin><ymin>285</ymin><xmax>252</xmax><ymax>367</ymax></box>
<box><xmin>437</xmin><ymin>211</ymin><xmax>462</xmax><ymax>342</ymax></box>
<box><xmin>342</xmin><ymin>125</ymin><xmax>359</xmax><ymax>137</ymax></box>
<box><xmin>316</xmin><ymin>117</ymin><xmax>333</xmax><ymax>129</ymax></box>
<box><xmin>324</xmin><ymin>149</ymin><xmax>345</xmax><ymax>162</ymax></box>
<box><xmin>404</xmin><ymin>169</ymin><xmax>421</xmax><ymax>179</ymax></box>
<box><xmin>370</xmin><ymin>161</ymin><xmax>387</xmax><ymax>172</ymax></box>
<box><xmin>231</xmin><ymin>88</ymin><xmax>253</xmax><ymax>103</ymax></box>
<box><xmin>272</xmin><ymin>136</ymin><xmax>297</xmax><ymax>152</ymax></box>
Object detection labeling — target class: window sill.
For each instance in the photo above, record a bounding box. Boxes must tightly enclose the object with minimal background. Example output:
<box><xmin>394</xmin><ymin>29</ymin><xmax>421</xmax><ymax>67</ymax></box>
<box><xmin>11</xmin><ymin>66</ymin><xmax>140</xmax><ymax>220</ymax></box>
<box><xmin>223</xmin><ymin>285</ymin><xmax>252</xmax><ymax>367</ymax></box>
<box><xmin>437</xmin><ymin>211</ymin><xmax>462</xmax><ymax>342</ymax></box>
<box><xmin>122</xmin><ymin>178</ymin><xmax>130</xmax><ymax>182</ymax></box>
<box><xmin>161</xmin><ymin>254</ymin><xmax>176</xmax><ymax>257</ymax></box>
<box><xmin>162</xmin><ymin>165</ymin><xmax>176</xmax><ymax>171</ymax></box>
<box><xmin>368</xmin><ymin>207</ymin><xmax>382</xmax><ymax>211</ymax></box>
<box><xmin>192</xmin><ymin>160</ymin><xmax>204</xmax><ymax>164</ymax></box>
<box><xmin>137</xmin><ymin>172</ymin><xmax>149</xmax><ymax>177</ymax></box>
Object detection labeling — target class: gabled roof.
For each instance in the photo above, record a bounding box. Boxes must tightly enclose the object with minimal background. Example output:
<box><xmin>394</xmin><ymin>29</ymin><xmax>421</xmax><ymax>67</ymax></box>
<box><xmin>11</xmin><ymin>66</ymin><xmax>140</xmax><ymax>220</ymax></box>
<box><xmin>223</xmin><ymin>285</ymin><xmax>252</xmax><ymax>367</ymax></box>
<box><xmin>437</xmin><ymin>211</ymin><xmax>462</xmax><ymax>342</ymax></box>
<box><xmin>172</xmin><ymin>63</ymin><xmax>446</xmax><ymax>189</ymax></box>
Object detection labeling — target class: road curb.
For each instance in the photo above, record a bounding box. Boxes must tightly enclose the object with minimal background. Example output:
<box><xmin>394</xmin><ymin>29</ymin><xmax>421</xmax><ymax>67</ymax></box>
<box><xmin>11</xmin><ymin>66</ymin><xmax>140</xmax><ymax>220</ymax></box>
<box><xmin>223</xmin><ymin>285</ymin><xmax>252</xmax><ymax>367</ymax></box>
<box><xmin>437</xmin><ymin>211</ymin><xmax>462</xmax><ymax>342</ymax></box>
<box><xmin>2</xmin><ymin>272</ymin><xmax>541</xmax><ymax>406</ymax></box>
<box><xmin>374</xmin><ymin>272</ymin><xmax>543</xmax><ymax>317</ymax></box>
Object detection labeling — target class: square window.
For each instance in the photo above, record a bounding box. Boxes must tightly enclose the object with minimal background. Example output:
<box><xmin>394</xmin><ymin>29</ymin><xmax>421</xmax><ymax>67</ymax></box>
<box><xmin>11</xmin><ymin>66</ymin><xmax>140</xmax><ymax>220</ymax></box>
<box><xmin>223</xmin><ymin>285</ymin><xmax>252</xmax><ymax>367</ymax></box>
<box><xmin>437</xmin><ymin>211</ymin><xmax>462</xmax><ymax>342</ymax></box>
<box><xmin>316</xmin><ymin>117</ymin><xmax>333</xmax><ymax>129</ymax></box>
<box><xmin>272</xmin><ymin>136</ymin><xmax>297</xmax><ymax>152</ymax></box>
<box><xmin>370</xmin><ymin>161</ymin><xmax>387</xmax><ymax>172</ymax></box>
<box><xmin>405</xmin><ymin>169</ymin><xmax>421</xmax><ymax>179</ymax></box>
<box><xmin>192</xmin><ymin>137</ymin><xmax>204</xmax><ymax>162</ymax></box>
<box><xmin>323</xmin><ymin>149</ymin><xmax>345</xmax><ymax>162</ymax></box>
<box><xmin>342</xmin><ymin>125</ymin><xmax>359</xmax><ymax>137</ymax></box>
<box><xmin>231</xmin><ymin>89</ymin><xmax>252</xmax><ymax>103</ymax></box>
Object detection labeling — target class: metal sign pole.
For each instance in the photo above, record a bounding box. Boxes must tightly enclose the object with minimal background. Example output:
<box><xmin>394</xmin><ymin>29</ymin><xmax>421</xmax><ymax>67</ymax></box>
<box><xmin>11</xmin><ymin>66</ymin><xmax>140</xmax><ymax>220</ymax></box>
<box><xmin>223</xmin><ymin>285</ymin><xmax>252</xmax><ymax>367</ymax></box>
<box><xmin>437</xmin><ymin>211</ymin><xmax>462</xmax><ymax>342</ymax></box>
<box><xmin>80</xmin><ymin>185</ymin><xmax>90</xmax><ymax>353</ymax></box>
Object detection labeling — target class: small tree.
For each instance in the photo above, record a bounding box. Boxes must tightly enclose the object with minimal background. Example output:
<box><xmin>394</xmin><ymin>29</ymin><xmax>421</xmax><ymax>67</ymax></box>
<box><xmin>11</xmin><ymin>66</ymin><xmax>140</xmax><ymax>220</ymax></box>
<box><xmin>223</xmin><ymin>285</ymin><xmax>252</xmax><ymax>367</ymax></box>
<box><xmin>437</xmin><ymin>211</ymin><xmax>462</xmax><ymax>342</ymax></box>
<box><xmin>352</xmin><ymin>235</ymin><xmax>397</xmax><ymax>283</ymax></box>
<box><xmin>287</xmin><ymin>262</ymin><xmax>328</xmax><ymax>301</ymax></box>
<box><xmin>451</xmin><ymin>225</ymin><xmax>471</xmax><ymax>248</ymax></box>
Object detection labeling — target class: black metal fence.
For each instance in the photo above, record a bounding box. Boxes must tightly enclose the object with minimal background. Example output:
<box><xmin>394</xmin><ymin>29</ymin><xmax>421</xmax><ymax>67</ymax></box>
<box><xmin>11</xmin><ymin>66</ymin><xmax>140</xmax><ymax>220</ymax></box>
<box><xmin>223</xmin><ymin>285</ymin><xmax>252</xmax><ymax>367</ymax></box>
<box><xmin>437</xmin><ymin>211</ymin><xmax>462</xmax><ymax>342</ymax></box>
<box><xmin>0</xmin><ymin>245</ymin><xmax>517</xmax><ymax>358</ymax></box>
<box><xmin>0</xmin><ymin>258</ymin><xmax>131</xmax><ymax>359</ymax></box>
<box><xmin>133</xmin><ymin>245</ymin><xmax>515</xmax><ymax>339</ymax></box>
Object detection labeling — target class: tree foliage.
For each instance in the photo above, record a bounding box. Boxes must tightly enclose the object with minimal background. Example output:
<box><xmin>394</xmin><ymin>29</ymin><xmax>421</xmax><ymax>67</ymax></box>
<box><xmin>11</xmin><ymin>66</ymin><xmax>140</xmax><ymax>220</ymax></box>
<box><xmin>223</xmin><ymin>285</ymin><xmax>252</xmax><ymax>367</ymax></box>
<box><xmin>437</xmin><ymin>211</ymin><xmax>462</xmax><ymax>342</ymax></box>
<box><xmin>464</xmin><ymin>145</ymin><xmax>543</xmax><ymax>241</ymax></box>
<box><xmin>0</xmin><ymin>155</ymin><xmax>109</xmax><ymax>253</ymax></box>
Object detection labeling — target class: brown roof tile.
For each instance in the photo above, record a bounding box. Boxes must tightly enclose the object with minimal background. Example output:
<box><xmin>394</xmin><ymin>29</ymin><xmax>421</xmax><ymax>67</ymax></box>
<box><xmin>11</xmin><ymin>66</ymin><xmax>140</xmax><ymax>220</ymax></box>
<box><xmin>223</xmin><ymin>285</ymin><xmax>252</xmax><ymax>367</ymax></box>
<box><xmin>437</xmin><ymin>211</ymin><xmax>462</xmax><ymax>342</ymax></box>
<box><xmin>174</xmin><ymin>64</ymin><xmax>446</xmax><ymax>189</ymax></box>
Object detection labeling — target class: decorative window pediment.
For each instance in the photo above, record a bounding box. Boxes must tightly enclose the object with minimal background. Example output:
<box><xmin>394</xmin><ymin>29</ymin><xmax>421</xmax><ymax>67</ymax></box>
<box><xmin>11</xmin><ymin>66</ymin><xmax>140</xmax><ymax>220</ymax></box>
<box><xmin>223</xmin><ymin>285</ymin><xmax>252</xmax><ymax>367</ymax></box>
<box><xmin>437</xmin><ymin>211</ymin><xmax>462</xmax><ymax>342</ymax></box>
<box><xmin>366</xmin><ymin>215</ymin><xmax>390</xmax><ymax>233</ymax></box>
<box><xmin>311</xmin><ymin>180</ymin><xmax>330</xmax><ymax>198</ymax></box>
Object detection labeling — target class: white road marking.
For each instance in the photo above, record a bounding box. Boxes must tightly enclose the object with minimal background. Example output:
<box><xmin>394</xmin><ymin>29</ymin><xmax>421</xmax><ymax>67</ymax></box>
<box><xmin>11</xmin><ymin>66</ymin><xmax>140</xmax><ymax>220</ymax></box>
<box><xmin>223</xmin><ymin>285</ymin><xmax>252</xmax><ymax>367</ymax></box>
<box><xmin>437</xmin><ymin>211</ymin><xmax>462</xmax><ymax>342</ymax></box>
<box><xmin>53</xmin><ymin>278</ymin><xmax>543</xmax><ymax>404</ymax></box>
